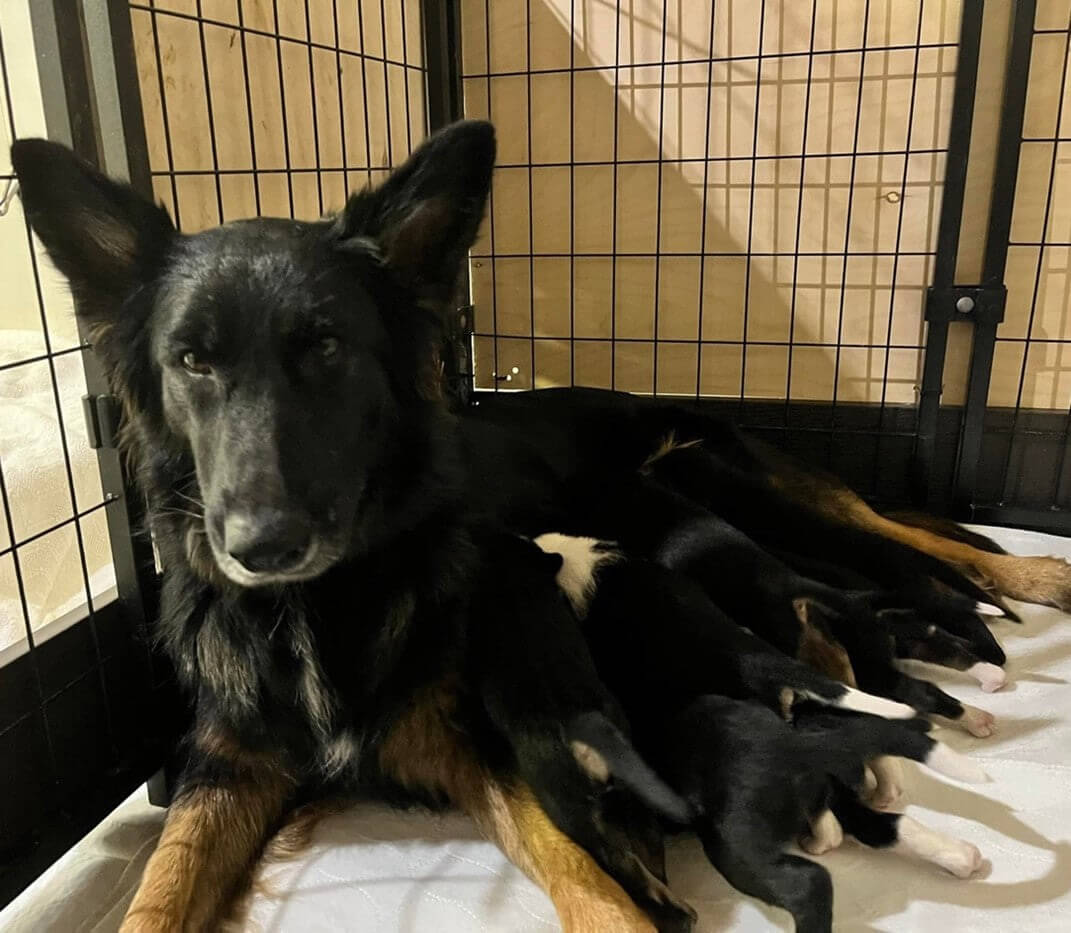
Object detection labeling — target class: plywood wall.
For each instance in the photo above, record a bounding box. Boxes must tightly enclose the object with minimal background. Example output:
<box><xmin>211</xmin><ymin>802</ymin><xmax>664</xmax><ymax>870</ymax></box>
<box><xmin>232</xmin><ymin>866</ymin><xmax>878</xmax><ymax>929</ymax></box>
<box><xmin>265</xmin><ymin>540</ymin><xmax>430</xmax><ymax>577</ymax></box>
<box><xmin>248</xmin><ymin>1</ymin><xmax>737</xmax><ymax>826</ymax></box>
<box><xmin>461</xmin><ymin>0</ymin><xmax>961</xmax><ymax>402</ymax></box>
<box><xmin>130</xmin><ymin>0</ymin><xmax>426</xmax><ymax>230</ymax></box>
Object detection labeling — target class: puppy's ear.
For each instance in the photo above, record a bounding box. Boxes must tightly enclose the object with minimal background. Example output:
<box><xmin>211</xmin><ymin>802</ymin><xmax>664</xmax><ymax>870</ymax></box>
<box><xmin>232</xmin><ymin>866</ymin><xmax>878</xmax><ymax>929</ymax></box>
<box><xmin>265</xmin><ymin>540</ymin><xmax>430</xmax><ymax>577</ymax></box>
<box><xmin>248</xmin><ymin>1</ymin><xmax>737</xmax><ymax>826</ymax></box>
<box><xmin>331</xmin><ymin>120</ymin><xmax>495</xmax><ymax>304</ymax></box>
<box><xmin>11</xmin><ymin>139</ymin><xmax>175</xmax><ymax>334</ymax></box>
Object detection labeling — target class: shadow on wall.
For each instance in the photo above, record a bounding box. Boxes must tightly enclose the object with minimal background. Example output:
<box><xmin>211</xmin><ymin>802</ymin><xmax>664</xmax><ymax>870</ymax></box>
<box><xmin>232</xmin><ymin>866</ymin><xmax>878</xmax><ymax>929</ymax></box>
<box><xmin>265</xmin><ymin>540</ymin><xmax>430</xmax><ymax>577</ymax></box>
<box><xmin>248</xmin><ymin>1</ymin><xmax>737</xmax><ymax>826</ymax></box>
<box><xmin>463</xmin><ymin>0</ymin><xmax>958</xmax><ymax>404</ymax></box>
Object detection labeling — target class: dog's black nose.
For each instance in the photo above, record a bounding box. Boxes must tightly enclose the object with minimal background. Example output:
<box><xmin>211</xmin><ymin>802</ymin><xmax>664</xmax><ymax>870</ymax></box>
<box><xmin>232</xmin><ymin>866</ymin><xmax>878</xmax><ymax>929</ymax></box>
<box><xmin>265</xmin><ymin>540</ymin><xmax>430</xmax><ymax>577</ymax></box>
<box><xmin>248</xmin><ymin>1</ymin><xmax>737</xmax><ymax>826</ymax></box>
<box><xmin>224</xmin><ymin>509</ymin><xmax>312</xmax><ymax>575</ymax></box>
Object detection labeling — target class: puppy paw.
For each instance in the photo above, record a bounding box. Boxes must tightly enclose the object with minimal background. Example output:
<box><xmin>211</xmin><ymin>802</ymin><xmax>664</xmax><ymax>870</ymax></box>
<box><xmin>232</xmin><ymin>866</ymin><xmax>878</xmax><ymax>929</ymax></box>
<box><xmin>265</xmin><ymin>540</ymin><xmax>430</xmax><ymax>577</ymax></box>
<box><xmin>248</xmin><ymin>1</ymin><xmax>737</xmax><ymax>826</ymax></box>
<box><xmin>869</xmin><ymin>785</ymin><xmax>903</xmax><ymax>811</ymax></box>
<box><xmin>967</xmin><ymin>662</ymin><xmax>1007</xmax><ymax>693</ymax></box>
<box><xmin>801</xmin><ymin>810</ymin><xmax>843</xmax><ymax>855</ymax></box>
<box><xmin>959</xmin><ymin>704</ymin><xmax>997</xmax><ymax>738</ymax></box>
<box><xmin>941</xmin><ymin>841</ymin><xmax>984</xmax><ymax>879</ymax></box>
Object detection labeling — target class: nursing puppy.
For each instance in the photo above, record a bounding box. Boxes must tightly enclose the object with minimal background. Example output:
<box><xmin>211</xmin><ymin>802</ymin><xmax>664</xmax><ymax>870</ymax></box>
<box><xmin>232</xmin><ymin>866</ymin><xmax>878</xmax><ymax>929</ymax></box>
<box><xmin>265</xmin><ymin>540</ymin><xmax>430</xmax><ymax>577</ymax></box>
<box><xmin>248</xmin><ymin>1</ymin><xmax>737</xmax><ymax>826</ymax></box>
<box><xmin>660</xmin><ymin>698</ymin><xmax>985</xmax><ymax>933</ymax></box>
<box><xmin>468</xmin><ymin>531</ymin><xmax>697</xmax><ymax>932</ymax></box>
<box><xmin>564</xmin><ymin>471</ymin><xmax>1000</xmax><ymax>742</ymax></box>
<box><xmin>535</xmin><ymin>534</ymin><xmax>937</xmax><ymax>729</ymax></box>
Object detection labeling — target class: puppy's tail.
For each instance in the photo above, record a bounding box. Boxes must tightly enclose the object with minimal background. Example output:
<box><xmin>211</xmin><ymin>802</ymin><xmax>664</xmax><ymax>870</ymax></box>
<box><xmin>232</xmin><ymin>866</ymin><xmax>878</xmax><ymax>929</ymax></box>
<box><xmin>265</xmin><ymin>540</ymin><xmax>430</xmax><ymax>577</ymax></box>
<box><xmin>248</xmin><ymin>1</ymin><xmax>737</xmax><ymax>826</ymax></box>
<box><xmin>813</xmin><ymin>714</ymin><xmax>990</xmax><ymax>785</ymax></box>
<box><xmin>567</xmin><ymin>712</ymin><xmax>693</xmax><ymax>825</ymax></box>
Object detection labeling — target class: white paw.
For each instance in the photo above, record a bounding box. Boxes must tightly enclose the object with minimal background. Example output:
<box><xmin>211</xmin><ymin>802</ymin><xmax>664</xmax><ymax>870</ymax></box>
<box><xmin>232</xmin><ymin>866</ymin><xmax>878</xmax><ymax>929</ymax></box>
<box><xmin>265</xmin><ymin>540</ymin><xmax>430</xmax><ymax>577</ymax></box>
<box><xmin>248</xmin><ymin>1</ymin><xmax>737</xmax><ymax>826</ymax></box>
<box><xmin>960</xmin><ymin>704</ymin><xmax>997</xmax><ymax>738</ymax></box>
<box><xmin>940</xmin><ymin>842</ymin><xmax>984</xmax><ymax>879</ymax></box>
<box><xmin>967</xmin><ymin>662</ymin><xmax>1007</xmax><ymax>693</ymax></box>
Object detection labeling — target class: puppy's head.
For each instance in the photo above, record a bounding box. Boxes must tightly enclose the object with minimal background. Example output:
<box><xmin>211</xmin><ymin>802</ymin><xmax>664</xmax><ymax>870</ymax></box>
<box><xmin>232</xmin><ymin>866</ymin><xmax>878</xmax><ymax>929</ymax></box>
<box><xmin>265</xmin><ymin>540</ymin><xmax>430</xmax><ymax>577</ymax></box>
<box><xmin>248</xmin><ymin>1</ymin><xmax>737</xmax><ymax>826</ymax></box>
<box><xmin>13</xmin><ymin>122</ymin><xmax>495</xmax><ymax>586</ymax></box>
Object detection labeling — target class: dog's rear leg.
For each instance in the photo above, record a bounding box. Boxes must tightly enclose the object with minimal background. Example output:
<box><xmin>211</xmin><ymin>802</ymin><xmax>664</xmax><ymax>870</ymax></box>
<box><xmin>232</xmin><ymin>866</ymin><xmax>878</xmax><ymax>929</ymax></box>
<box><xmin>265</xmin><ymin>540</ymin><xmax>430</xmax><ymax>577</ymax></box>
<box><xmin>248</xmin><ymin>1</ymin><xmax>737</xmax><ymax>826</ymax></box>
<box><xmin>120</xmin><ymin>734</ymin><xmax>294</xmax><ymax>932</ymax></box>
<box><xmin>381</xmin><ymin>685</ymin><xmax>662</xmax><ymax>933</ymax></box>
<box><xmin>833</xmin><ymin>499</ymin><xmax>1071</xmax><ymax>612</ymax></box>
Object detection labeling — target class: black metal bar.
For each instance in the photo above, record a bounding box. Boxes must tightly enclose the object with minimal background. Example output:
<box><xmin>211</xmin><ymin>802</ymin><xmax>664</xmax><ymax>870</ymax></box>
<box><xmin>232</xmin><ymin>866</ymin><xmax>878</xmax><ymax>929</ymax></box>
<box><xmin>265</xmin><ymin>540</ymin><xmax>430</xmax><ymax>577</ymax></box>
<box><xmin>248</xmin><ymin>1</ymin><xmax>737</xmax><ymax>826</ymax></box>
<box><xmin>871</xmin><ymin>3</ymin><xmax>926</xmax><ymax>498</ymax></box>
<box><xmin>954</xmin><ymin>0</ymin><xmax>1039</xmax><ymax>513</ymax></box>
<box><xmin>103</xmin><ymin>0</ymin><xmax>153</xmax><ymax>196</ymax></box>
<box><xmin>303</xmin><ymin>0</ymin><xmax>325</xmax><ymax>215</ymax></box>
<box><xmin>912</xmin><ymin>0</ymin><xmax>985</xmax><ymax>504</ymax></box>
<box><xmin>650</xmin><ymin>0</ymin><xmax>669</xmax><ymax>395</ymax></box>
<box><xmin>694</xmin><ymin>1</ymin><xmax>718</xmax><ymax>398</ymax></box>
<box><xmin>738</xmin><ymin>0</ymin><xmax>767</xmax><ymax>409</ymax></box>
<box><xmin>782</xmin><ymin>0</ymin><xmax>820</xmax><ymax>425</ymax></box>
<box><xmin>270</xmin><ymin>0</ymin><xmax>297</xmax><ymax>216</ymax></box>
<box><xmin>827</xmin><ymin>0</ymin><xmax>872</xmax><ymax>466</ymax></box>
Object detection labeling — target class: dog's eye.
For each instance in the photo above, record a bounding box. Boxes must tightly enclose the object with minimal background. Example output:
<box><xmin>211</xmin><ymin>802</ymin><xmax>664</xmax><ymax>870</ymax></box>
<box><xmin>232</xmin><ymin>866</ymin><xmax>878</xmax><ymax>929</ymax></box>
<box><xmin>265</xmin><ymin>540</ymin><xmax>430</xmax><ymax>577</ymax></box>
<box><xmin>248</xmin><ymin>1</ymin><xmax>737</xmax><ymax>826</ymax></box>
<box><xmin>181</xmin><ymin>351</ymin><xmax>212</xmax><ymax>375</ymax></box>
<box><xmin>319</xmin><ymin>336</ymin><xmax>340</xmax><ymax>359</ymax></box>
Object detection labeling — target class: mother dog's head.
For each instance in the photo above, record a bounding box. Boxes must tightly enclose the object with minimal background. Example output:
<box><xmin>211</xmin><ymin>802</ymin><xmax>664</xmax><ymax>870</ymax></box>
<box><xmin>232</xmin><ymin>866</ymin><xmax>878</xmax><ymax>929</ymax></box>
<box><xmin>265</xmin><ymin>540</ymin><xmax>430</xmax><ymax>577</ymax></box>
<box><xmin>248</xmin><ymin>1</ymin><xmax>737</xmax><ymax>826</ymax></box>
<box><xmin>13</xmin><ymin>121</ymin><xmax>495</xmax><ymax>587</ymax></box>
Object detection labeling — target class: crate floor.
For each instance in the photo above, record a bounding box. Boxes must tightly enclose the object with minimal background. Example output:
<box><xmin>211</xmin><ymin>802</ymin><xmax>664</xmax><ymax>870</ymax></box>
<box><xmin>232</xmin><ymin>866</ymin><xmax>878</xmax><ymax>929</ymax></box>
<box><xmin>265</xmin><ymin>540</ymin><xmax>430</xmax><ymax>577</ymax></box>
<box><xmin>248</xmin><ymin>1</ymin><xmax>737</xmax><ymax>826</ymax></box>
<box><xmin>4</xmin><ymin>525</ymin><xmax>1071</xmax><ymax>932</ymax></box>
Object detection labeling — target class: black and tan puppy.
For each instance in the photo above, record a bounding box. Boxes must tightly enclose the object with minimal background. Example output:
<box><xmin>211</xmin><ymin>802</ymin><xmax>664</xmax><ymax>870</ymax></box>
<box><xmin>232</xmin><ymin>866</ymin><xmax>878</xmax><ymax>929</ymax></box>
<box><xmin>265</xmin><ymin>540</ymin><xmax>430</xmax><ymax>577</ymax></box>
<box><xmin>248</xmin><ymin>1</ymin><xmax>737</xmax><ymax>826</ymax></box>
<box><xmin>468</xmin><ymin>530</ymin><xmax>697</xmax><ymax>932</ymax></box>
<box><xmin>659</xmin><ymin>699</ymin><xmax>985</xmax><ymax>933</ymax></box>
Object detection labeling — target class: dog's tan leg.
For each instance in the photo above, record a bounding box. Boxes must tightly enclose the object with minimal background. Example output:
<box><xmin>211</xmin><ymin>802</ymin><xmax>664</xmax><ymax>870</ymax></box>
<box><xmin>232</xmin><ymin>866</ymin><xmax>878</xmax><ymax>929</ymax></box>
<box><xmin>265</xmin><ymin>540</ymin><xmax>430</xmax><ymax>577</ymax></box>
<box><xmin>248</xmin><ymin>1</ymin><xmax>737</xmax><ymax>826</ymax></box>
<box><xmin>121</xmin><ymin>733</ymin><xmax>293</xmax><ymax>932</ymax></box>
<box><xmin>380</xmin><ymin>684</ymin><xmax>660</xmax><ymax>933</ymax></box>
<box><xmin>760</xmin><ymin>444</ymin><xmax>1071</xmax><ymax>610</ymax></box>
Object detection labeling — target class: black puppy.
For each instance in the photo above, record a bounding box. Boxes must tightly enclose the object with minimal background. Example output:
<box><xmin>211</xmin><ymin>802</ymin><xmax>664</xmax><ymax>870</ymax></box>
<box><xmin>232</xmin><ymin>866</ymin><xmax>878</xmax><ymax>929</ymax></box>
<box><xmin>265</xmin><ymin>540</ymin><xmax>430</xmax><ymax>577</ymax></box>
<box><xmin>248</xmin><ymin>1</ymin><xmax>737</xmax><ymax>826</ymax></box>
<box><xmin>533</xmin><ymin>534</ymin><xmax>949</xmax><ymax>728</ymax></box>
<box><xmin>660</xmin><ymin>698</ymin><xmax>985</xmax><ymax>933</ymax></box>
<box><xmin>467</xmin><ymin>530</ymin><xmax>697</xmax><ymax>932</ymax></box>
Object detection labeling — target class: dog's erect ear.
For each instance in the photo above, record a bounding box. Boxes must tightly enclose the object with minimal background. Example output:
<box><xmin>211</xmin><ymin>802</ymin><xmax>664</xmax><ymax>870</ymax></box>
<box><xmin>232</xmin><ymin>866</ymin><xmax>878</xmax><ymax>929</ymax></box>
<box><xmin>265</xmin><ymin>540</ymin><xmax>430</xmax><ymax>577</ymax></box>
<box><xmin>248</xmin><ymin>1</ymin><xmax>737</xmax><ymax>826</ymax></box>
<box><xmin>11</xmin><ymin>139</ymin><xmax>175</xmax><ymax>329</ymax></box>
<box><xmin>332</xmin><ymin>120</ymin><xmax>495</xmax><ymax>303</ymax></box>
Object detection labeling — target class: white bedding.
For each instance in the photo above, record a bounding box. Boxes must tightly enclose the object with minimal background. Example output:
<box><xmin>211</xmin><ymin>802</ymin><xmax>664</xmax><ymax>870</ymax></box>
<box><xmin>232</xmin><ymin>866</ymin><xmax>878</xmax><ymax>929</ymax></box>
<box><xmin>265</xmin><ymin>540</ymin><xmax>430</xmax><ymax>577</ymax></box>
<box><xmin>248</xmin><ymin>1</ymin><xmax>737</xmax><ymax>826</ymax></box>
<box><xmin>5</xmin><ymin>525</ymin><xmax>1071</xmax><ymax>932</ymax></box>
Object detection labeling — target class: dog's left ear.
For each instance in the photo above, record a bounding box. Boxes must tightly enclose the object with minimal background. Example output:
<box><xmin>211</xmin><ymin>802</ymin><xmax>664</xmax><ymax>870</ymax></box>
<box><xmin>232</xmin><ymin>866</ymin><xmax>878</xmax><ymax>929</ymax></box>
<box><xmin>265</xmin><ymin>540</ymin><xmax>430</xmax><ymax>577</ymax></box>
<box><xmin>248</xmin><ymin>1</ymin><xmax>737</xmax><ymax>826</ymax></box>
<box><xmin>332</xmin><ymin>120</ymin><xmax>495</xmax><ymax>303</ymax></box>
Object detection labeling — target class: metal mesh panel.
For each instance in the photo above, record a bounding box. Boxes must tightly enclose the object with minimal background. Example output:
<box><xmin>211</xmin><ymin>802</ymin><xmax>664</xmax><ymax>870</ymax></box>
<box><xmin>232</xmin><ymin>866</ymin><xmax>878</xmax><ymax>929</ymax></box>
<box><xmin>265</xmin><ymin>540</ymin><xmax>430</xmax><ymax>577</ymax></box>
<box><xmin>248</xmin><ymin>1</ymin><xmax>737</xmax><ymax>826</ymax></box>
<box><xmin>979</xmin><ymin>1</ymin><xmax>1071</xmax><ymax>516</ymax></box>
<box><xmin>461</xmin><ymin>0</ymin><xmax>961</xmax><ymax>416</ymax></box>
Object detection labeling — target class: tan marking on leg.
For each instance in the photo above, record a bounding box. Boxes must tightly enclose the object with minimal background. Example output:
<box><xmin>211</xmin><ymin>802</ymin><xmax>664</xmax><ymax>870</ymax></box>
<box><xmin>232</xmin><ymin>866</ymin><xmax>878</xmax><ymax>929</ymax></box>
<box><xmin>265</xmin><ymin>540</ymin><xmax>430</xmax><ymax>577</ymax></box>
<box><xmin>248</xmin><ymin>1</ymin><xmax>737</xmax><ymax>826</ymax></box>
<box><xmin>379</xmin><ymin>684</ymin><xmax>660</xmax><ymax>933</ymax></box>
<box><xmin>121</xmin><ymin>727</ymin><xmax>294</xmax><ymax>932</ymax></box>
<box><xmin>800</xmin><ymin>809</ymin><xmax>843</xmax><ymax>855</ymax></box>
<box><xmin>868</xmin><ymin>756</ymin><xmax>905</xmax><ymax>810</ymax></box>
<box><xmin>794</xmin><ymin>598</ymin><xmax>857</xmax><ymax>686</ymax></box>
<box><xmin>121</xmin><ymin>773</ymin><xmax>292</xmax><ymax>932</ymax></box>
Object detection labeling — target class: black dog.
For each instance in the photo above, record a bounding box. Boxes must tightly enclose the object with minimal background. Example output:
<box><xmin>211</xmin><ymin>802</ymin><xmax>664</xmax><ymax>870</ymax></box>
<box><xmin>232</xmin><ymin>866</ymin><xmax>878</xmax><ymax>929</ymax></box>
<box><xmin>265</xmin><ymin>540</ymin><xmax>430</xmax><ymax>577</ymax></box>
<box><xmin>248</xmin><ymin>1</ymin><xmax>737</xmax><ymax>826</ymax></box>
<box><xmin>13</xmin><ymin>125</ymin><xmax>680</xmax><ymax>932</ymax></box>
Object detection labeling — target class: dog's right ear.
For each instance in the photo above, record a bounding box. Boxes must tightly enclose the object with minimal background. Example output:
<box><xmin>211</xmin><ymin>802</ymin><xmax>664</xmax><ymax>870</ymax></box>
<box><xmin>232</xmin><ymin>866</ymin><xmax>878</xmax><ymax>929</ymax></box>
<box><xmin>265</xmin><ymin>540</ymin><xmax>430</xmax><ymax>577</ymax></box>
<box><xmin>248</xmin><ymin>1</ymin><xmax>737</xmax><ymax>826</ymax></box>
<box><xmin>331</xmin><ymin>120</ymin><xmax>495</xmax><ymax>305</ymax></box>
<box><xmin>11</xmin><ymin>140</ymin><xmax>175</xmax><ymax>333</ymax></box>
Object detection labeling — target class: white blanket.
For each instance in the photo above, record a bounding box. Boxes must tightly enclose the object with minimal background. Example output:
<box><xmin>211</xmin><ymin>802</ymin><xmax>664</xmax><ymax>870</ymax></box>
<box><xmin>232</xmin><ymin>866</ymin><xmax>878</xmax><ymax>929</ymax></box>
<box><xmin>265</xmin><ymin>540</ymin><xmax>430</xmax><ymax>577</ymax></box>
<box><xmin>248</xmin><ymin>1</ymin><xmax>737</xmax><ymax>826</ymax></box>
<box><xmin>5</xmin><ymin>525</ymin><xmax>1071</xmax><ymax>932</ymax></box>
